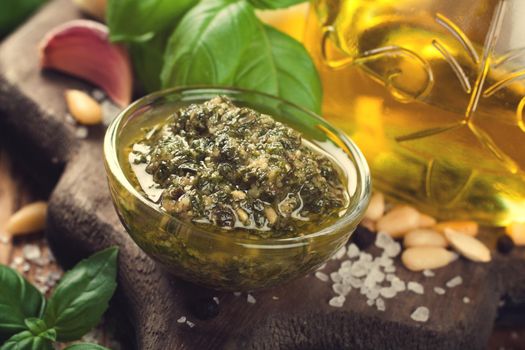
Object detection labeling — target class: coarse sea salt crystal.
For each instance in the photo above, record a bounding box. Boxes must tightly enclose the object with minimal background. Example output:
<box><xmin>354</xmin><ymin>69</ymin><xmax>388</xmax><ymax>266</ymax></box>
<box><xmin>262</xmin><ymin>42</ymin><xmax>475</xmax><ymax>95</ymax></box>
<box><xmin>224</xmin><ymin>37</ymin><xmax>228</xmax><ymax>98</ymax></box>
<box><xmin>365</xmin><ymin>288</ymin><xmax>380</xmax><ymax>301</ymax></box>
<box><xmin>329</xmin><ymin>295</ymin><xmax>345</xmax><ymax>308</ymax></box>
<box><xmin>347</xmin><ymin>243</ymin><xmax>360</xmax><ymax>258</ymax></box>
<box><xmin>22</xmin><ymin>263</ymin><xmax>30</xmax><ymax>273</ymax></box>
<box><xmin>407</xmin><ymin>281</ymin><xmax>424</xmax><ymax>295</ymax></box>
<box><xmin>391</xmin><ymin>279</ymin><xmax>406</xmax><ymax>292</ymax></box>
<box><xmin>345</xmin><ymin>275</ymin><xmax>363</xmax><ymax>289</ymax></box>
<box><xmin>423</xmin><ymin>269</ymin><xmax>435</xmax><ymax>277</ymax></box>
<box><xmin>350</xmin><ymin>261</ymin><xmax>369</xmax><ymax>277</ymax></box>
<box><xmin>376</xmin><ymin>298</ymin><xmax>386</xmax><ymax>312</ymax></box>
<box><xmin>463</xmin><ymin>297</ymin><xmax>470</xmax><ymax>304</ymax></box>
<box><xmin>341</xmin><ymin>260</ymin><xmax>352</xmax><ymax>268</ymax></box>
<box><xmin>380</xmin><ymin>286</ymin><xmax>397</xmax><ymax>299</ymax></box>
<box><xmin>375</xmin><ymin>232</ymin><xmax>394</xmax><ymax>249</ymax></box>
<box><xmin>379</xmin><ymin>255</ymin><xmax>393</xmax><ymax>267</ymax></box>
<box><xmin>369</xmin><ymin>268</ymin><xmax>385</xmax><ymax>283</ymax></box>
<box><xmin>13</xmin><ymin>256</ymin><xmax>24</xmax><ymax>266</ymax></box>
<box><xmin>363</xmin><ymin>274</ymin><xmax>377</xmax><ymax>290</ymax></box>
<box><xmin>384</xmin><ymin>242</ymin><xmax>402</xmax><ymax>258</ymax></box>
<box><xmin>177</xmin><ymin>316</ymin><xmax>187</xmax><ymax>323</ymax></box>
<box><xmin>446</xmin><ymin>276</ymin><xmax>463</xmax><ymax>288</ymax></box>
<box><xmin>333</xmin><ymin>283</ymin><xmax>351</xmax><ymax>296</ymax></box>
<box><xmin>331</xmin><ymin>272</ymin><xmax>342</xmax><ymax>283</ymax></box>
<box><xmin>75</xmin><ymin>126</ymin><xmax>88</xmax><ymax>139</ymax></box>
<box><xmin>411</xmin><ymin>306</ymin><xmax>430</xmax><ymax>322</ymax></box>
<box><xmin>434</xmin><ymin>287</ymin><xmax>446</xmax><ymax>295</ymax></box>
<box><xmin>366</xmin><ymin>299</ymin><xmax>375</xmax><ymax>306</ymax></box>
<box><xmin>23</xmin><ymin>244</ymin><xmax>41</xmax><ymax>261</ymax></box>
<box><xmin>315</xmin><ymin>271</ymin><xmax>329</xmax><ymax>282</ymax></box>
<box><xmin>92</xmin><ymin>89</ymin><xmax>105</xmax><ymax>101</ymax></box>
<box><xmin>384</xmin><ymin>265</ymin><xmax>396</xmax><ymax>273</ymax></box>
<box><xmin>359</xmin><ymin>252</ymin><xmax>373</xmax><ymax>262</ymax></box>
<box><xmin>247</xmin><ymin>294</ymin><xmax>256</xmax><ymax>304</ymax></box>
<box><xmin>332</xmin><ymin>246</ymin><xmax>347</xmax><ymax>260</ymax></box>
<box><xmin>186</xmin><ymin>320</ymin><xmax>195</xmax><ymax>328</ymax></box>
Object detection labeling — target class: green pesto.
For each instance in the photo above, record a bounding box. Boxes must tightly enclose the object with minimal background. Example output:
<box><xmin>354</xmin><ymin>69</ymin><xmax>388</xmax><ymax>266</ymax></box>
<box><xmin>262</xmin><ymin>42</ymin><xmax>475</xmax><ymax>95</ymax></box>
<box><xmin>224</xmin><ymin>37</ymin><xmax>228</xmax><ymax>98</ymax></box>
<box><xmin>129</xmin><ymin>96</ymin><xmax>348</xmax><ymax>239</ymax></box>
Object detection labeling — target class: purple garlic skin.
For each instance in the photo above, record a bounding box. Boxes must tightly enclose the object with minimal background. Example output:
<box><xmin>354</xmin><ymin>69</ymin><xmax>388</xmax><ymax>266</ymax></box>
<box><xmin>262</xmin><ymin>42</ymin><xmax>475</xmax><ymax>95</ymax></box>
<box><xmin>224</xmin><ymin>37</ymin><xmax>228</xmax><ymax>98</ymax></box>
<box><xmin>39</xmin><ymin>19</ymin><xmax>132</xmax><ymax>107</ymax></box>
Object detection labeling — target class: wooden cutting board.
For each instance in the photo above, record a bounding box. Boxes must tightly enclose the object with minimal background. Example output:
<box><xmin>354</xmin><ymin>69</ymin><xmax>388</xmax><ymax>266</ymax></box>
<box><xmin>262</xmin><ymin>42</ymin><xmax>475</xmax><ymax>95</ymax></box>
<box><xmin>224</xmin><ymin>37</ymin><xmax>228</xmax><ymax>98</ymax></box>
<box><xmin>1</xmin><ymin>1</ymin><xmax>524</xmax><ymax>349</ymax></box>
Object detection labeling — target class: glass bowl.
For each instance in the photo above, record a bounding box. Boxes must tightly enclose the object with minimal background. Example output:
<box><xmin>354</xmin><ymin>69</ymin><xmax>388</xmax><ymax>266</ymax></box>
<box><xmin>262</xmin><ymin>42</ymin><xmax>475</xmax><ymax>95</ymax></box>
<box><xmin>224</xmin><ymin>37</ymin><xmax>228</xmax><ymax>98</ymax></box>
<box><xmin>104</xmin><ymin>87</ymin><xmax>371</xmax><ymax>291</ymax></box>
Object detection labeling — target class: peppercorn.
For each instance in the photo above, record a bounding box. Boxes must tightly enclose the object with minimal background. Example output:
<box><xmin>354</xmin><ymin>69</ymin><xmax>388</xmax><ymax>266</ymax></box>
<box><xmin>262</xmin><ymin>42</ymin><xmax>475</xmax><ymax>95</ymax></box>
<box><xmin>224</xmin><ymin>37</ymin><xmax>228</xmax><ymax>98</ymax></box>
<box><xmin>190</xmin><ymin>297</ymin><xmax>220</xmax><ymax>320</ymax></box>
<box><xmin>352</xmin><ymin>226</ymin><xmax>376</xmax><ymax>250</ymax></box>
<box><xmin>497</xmin><ymin>234</ymin><xmax>514</xmax><ymax>254</ymax></box>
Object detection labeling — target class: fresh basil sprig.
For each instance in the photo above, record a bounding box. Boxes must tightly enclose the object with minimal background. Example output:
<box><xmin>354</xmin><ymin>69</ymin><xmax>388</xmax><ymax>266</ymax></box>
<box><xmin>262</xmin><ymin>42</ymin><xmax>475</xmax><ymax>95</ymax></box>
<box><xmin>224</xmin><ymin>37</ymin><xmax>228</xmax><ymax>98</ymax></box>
<box><xmin>160</xmin><ymin>0</ymin><xmax>322</xmax><ymax>113</ymax></box>
<box><xmin>0</xmin><ymin>247</ymin><xmax>118</xmax><ymax>350</ymax></box>
<box><xmin>0</xmin><ymin>265</ymin><xmax>45</xmax><ymax>338</ymax></box>
<box><xmin>107</xmin><ymin>0</ymin><xmax>322</xmax><ymax>113</ymax></box>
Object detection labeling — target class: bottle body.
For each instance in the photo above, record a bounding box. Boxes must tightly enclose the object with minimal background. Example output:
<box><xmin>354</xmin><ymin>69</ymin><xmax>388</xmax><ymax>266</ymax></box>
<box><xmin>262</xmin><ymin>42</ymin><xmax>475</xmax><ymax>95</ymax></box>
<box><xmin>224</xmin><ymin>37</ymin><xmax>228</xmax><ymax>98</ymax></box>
<box><xmin>304</xmin><ymin>0</ymin><xmax>525</xmax><ymax>225</ymax></box>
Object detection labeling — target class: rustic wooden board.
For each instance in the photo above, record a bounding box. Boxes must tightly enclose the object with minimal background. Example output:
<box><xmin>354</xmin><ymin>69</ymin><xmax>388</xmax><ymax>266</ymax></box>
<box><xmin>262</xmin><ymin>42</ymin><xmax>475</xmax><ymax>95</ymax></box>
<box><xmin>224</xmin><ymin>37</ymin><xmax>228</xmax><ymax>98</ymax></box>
<box><xmin>1</xmin><ymin>1</ymin><xmax>524</xmax><ymax>349</ymax></box>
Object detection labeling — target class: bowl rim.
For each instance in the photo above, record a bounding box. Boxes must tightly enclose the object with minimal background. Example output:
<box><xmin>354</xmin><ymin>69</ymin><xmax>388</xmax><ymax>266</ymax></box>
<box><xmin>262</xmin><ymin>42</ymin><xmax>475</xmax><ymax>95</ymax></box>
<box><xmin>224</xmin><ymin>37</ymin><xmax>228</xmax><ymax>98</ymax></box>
<box><xmin>104</xmin><ymin>86</ymin><xmax>371</xmax><ymax>246</ymax></box>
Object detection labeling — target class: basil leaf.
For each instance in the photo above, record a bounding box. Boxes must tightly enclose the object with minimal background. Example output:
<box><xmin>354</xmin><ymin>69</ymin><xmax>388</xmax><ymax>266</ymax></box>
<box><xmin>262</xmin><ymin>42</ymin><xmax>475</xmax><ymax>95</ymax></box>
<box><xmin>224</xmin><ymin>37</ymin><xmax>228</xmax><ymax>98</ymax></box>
<box><xmin>130</xmin><ymin>30</ymin><xmax>170</xmax><ymax>92</ymax></box>
<box><xmin>64</xmin><ymin>344</ymin><xmax>110</xmax><ymax>350</ymax></box>
<box><xmin>0</xmin><ymin>330</ymin><xmax>53</xmax><ymax>350</ymax></box>
<box><xmin>24</xmin><ymin>318</ymin><xmax>56</xmax><ymax>342</ymax></box>
<box><xmin>0</xmin><ymin>265</ymin><xmax>45</xmax><ymax>337</ymax></box>
<box><xmin>107</xmin><ymin>0</ymin><xmax>195</xmax><ymax>42</ymax></box>
<box><xmin>43</xmin><ymin>247</ymin><xmax>119</xmax><ymax>342</ymax></box>
<box><xmin>247</xmin><ymin>0</ymin><xmax>306</xmax><ymax>9</ymax></box>
<box><xmin>160</xmin><ymin>0</ymin><xmax>322</xmax><ymax>113</ymax></box>
<box><xmin>263</xmin><ymin>25</ymin><xmax>322</xmax><ymax>113</ymax></box>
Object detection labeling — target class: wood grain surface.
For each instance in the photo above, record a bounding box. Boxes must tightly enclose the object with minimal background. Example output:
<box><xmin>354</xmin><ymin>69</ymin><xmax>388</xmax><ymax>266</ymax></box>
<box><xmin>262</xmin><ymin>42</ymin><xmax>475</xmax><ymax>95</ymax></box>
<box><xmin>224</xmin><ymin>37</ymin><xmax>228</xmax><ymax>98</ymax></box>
<box><xmin>0</xmin><ymin>1</ymin><xmax>524</xmax><ymax>349</ymax></box>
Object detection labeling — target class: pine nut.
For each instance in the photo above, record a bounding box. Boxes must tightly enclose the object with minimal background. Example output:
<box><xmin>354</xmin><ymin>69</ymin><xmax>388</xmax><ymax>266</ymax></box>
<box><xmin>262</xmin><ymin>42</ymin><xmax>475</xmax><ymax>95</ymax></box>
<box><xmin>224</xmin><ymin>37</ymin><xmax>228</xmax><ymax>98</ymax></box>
<box><xmin>404</xmin><ymin>229</ymin><xmax>448</xmax><ymax>248</ymax></box>
<box><xmin>418</xmin><ymin>213</ymin><xmax>437</xmax><ymax>228</ymax></box>
<box><xmin>364</xmin><ymin>192</ymin><xmax>384</xmax><ymax>221</ymax></box>
<box><xmin>65</xmin><ymin>89</ymin><xmax>102</xmax><ymax>125</ymax></box>
<box><xmin>5</xmin><ymin>202</ymin><xmax>48</xmax><ymax>235</ymax></box>
<box><xmin>444</xmin><ymin>229</ymin><xmax>491</xmax><ymax>263</ymax></box>
<box><xmin>506</xmin><ymin>222</ymin><xmax>525</xmax><ymax>246</ymax></box>
<box><xmin>402</xmin><ymin>247</ymin><xmax>457</xmax><ymax>271</ymax></box>
<box><xmin>434</xmin><ymin>220</ymin><xmax>478</xmax><ymax>236</ymax></box>
<box><xmin>376</xmin><ymin>205</ymin><xmax>420</xmax><ymax>238</ymax></box>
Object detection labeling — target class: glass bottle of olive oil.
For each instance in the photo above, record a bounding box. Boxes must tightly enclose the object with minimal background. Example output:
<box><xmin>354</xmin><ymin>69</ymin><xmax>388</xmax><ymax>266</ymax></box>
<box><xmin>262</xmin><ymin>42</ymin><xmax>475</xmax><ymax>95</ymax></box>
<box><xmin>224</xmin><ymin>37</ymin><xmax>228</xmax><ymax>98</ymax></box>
<box><xmin>299</xmin><ymin>0</ymin><xmax>525</xmax><ymax>225</ymax></box>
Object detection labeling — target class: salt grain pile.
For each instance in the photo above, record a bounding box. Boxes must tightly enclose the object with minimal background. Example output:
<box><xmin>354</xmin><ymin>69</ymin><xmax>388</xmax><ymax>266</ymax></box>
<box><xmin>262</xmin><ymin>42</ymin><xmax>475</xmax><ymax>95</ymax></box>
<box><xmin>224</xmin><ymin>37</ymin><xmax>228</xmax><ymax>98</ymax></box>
<box><xmin>320</xmin><ymin>233</ymin><xmax>422</xmax><ymax>313</ymax></box>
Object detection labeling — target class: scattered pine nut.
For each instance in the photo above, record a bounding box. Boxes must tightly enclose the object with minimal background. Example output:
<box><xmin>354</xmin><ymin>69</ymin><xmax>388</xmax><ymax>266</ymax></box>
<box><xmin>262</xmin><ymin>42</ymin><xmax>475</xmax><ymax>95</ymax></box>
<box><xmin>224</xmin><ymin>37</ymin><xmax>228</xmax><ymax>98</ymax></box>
<box><xmin>418</xmin><ymin>214</ymin><xmax>437</xmax><ymax>228</ymax></box>
<box><xmin>364</xmin><ymin>192</ymin><xmax>384</xmax><ymax>221</ymax></box>
<box><xmin>65</xmin><ymin>89</ymin><xmax>102</xmax><ymax>125</ymax></box>
<box><xmin>401</xmin><ymin>247</ymin><xmax>457</xmax><ymax>271</ymax></box>
<box><xmin>506</xmin><ymin>222</ymin><xmax>525</xmax><ymax>246</ymax></box>
<box><xmin>434</xmin><ymin>220</ymin><xmax>478</xmax><ymax>237</ymax></box>
<box><xmin>5</xmin><ymin>202</ymin><xmax>48</xmax><ymax>236</ymax></box>
<box><xmin>444</xmin><ymin>229</ymin><xmax>491</xmax><ymax>263</ymax></box>
<box><xmin>404</xmin><ymin>229</ymin><xmax>448</xmax><ymax>248</ymax></box>
<box><xmin>376</xmin><ymin>205</ymin><xmax>420</xmax><ymax>238</ymax></box>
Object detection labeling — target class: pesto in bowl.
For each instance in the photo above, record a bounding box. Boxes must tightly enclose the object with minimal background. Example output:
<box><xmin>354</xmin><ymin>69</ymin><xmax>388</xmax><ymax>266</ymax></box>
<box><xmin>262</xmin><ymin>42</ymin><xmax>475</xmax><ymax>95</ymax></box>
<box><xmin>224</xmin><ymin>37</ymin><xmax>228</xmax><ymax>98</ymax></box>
<box><xmin>104</xmin><ymin>87</ymin><xmax>370</xmax><ymax>291</ymax></box>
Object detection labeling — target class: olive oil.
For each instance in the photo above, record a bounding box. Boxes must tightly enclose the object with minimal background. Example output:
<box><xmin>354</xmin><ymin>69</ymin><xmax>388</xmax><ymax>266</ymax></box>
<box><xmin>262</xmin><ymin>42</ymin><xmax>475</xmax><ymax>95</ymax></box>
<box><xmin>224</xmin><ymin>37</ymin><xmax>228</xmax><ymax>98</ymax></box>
<box><xmin>303</xmin><ymin>0</ymin><xmax>525</xmax><ymax>225</ymax></box>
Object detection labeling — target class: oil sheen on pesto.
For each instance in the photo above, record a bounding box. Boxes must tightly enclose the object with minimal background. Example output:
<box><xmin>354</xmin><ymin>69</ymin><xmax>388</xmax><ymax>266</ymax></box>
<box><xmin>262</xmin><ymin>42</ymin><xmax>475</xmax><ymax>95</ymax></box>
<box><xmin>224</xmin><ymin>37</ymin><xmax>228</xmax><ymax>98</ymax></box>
<box><xmin>128</xmin><ymin>96</ymin><xmax>348</xmax><ymax>239</ymax></box>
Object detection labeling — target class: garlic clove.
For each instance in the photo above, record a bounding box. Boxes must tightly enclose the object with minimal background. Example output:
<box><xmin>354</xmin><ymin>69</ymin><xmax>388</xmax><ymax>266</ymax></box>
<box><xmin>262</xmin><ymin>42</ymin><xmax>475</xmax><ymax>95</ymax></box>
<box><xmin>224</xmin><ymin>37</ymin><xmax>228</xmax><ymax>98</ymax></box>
<box><xmin>39</xmin><ymin>19</ymin><xmax>132</xmax><ymax>107</ymax></box>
